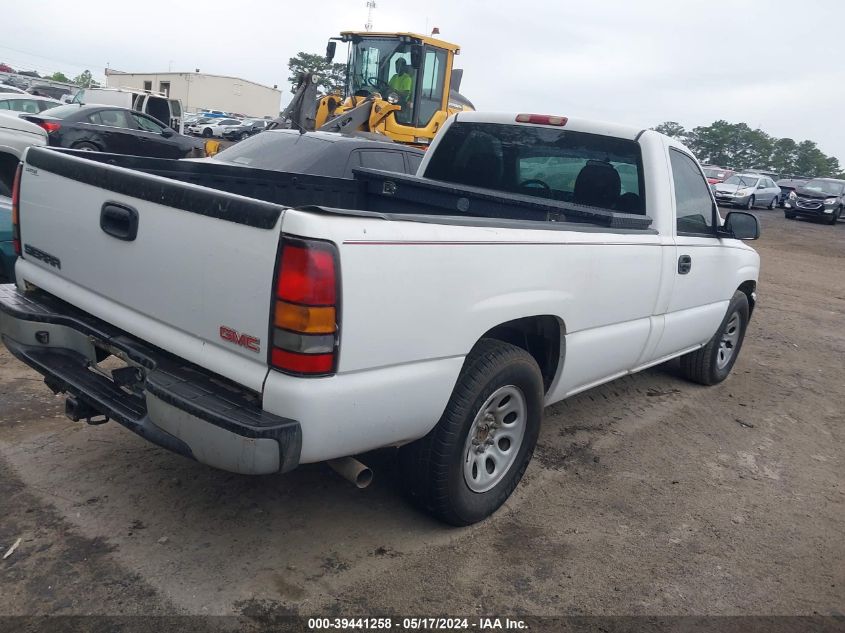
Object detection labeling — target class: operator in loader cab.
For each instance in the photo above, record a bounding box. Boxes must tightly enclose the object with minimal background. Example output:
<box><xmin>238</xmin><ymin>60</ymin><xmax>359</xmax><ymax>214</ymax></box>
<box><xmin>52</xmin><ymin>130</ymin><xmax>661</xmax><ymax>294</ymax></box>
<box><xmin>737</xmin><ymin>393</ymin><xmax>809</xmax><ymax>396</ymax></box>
<box><xmin>388</xmin><ymin>58</ymin><xmax>413</xmax><ymax>103</ymax></box>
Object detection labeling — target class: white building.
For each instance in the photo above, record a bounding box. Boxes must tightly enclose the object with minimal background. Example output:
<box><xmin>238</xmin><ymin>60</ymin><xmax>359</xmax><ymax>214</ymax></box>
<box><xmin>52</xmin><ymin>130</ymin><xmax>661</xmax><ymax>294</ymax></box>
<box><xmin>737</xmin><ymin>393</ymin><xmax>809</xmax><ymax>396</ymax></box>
<box><xmin>105</xmin><ymin>70</ymin><xmax>282</xmax><ymax>117</ymax></box>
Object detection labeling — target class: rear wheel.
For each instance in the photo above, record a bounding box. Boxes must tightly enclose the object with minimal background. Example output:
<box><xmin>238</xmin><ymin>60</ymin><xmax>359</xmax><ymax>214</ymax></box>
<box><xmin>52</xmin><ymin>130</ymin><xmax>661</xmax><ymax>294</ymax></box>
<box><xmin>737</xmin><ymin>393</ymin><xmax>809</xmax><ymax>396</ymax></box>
<box><xmin>679</xmin><ymin>291</ymin><xmax>749</xmax><ymax>386</ymax></box>
<box><xmin>399</xmin><ymin>339</ymin><xmax>543</xmax><ymax>526</ymax></box>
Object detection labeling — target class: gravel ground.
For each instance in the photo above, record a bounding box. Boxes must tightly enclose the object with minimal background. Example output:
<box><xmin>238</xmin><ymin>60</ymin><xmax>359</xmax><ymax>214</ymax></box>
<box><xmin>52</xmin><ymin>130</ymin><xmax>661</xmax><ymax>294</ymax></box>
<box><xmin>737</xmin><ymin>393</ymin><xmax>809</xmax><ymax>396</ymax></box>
<box><xmin>0</xmin><ymin>210</ymin><xmax>842</xmax><ymax>627</ymax></box>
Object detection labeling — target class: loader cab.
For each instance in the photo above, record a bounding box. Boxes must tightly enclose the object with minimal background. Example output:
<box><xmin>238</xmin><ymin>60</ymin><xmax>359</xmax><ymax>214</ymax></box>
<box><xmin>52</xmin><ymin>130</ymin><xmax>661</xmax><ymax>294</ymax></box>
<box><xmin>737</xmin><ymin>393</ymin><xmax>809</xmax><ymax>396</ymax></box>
<box><xmin>336</xmin><ymin>31</ymin><xmax>470</xmax><ymax>143</ymax></box>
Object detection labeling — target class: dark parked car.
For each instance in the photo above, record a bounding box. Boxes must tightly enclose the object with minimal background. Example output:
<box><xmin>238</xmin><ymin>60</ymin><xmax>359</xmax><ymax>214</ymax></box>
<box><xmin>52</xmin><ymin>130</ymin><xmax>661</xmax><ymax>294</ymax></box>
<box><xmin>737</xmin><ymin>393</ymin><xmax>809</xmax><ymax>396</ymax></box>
<box><xmin>23</xmin><ymin>104</ymin><xmax>203</xmax><ymax>158</ymax></box>
<box><xmin>775</xmin><ymin>178</ymin><xmax>809</xmax><ymax>207</ymax></box>
<box><xmin>27</xmin><ymin>85</ymin><xmax>74</xmax><ymax>101</ymax></box>
<box><xmin>785</xmin><ymin>178</ymin><xmax>845</xmax><ymax>224</ymax></box>
<box><xmin>206</xmin><ymin>129</ymin><xmax>424</xmax><ymax>177</ymax></box>
<box><xmin>222</xmin><ymin>118</ymin><xmax>268</xmax><ymax>141</ymax></box>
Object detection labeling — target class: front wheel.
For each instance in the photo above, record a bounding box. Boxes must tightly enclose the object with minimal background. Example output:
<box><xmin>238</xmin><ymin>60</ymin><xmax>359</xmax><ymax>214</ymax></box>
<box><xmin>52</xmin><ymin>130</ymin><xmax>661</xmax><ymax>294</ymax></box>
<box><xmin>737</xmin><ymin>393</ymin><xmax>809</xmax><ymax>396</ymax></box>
<box><xmin>768</xmin><ymin>196</ymin><xmax>776</xmax><ymax>210</ymax></box>
<box><xmin>202</xmin><ymin>128</ymin><xmax>213</xmax><ymax>138</ymax></box>
<box><xmin>828</xmin><ymin>207</ymin><xmax>841</xmax><ymax>225</ymax></box>
<box><xmin>679</xmin><ymin>291</ymin><xmax>750</xmax><ymax>385</ymax></box>
<box><xmin>399</xmin><ymin>339</ymin><xmax>543</xmax><ymax>526</ymax></box>
<box><xmin>746</xmin><ymin>195</ymin><xmax>755</xmax><ymax>210</ymax></box>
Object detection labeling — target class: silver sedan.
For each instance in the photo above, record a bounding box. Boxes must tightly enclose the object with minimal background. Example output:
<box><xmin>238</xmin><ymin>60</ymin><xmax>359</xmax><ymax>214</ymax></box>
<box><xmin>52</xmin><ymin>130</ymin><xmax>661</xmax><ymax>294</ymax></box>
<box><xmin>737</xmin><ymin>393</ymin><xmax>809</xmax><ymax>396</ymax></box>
<box><xmin>713</xmin><ymin>174</ymin><xmax>781</xmax><ymax>209</ymax></box>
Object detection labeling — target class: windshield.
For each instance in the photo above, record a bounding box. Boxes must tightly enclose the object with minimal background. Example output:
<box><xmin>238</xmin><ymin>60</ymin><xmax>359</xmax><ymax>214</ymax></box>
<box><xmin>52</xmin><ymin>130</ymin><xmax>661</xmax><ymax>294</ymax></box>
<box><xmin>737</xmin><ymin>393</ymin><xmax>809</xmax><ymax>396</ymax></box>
<box><xmin>424</xmin><ymin>122</ymin><xmax>646</xmax><ymax>217</ymax></box>
<box><xmin>803</xmin><ymin>179</ymin><xmax>843</xmax><ymax>195</ymax></box>
<box><xmin>348</xmin><ymin>36</ymin><xmax>416</xmax><ymax>124</ymax></box>
<box><xmin>213</xmin><ymin>131</ymin><xmax>343</xmax><ymax>174</ymax></box>
<box><xmin>723</xmin><ymin>175</ymin><xmax>759</xmax><ymax>188</ymax></box>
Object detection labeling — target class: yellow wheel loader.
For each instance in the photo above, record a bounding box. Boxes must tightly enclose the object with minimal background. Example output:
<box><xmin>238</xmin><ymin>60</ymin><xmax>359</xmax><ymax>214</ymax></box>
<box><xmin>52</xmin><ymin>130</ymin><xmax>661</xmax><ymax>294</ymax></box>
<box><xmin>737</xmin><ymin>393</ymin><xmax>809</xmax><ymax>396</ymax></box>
<box><xmin>276</xmin><ymin>31</ymin><xmax>474</xmax><ymax>147</ymax></box>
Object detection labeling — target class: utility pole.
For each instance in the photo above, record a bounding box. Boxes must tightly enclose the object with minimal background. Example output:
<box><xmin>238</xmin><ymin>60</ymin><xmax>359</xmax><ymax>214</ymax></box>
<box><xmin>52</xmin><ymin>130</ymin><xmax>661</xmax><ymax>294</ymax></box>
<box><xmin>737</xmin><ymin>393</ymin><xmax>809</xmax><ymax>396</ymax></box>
<box><xmin>365</xmin><ymin>0</ymin><xmax>376</xmax><ymax>32</ymax></box>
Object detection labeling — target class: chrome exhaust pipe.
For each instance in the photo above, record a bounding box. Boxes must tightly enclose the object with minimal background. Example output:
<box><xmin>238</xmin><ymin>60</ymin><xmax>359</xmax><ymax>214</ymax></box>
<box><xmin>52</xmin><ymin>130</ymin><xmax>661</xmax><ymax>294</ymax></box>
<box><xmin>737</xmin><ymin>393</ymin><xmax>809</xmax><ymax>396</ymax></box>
<box><xmin>328</xmin><ymin>457</ymin><xmax>373</xmax><ymax>489</ymax></box>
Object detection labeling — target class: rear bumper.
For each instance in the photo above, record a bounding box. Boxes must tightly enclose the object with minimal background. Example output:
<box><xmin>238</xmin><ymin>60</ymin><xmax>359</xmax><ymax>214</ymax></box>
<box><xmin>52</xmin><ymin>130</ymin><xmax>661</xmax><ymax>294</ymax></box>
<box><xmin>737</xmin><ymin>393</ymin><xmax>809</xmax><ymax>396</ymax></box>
<box><xmin>0</xmin><ymin>284</ymin><xmax>301</xmax><ymax>475</ymax></box>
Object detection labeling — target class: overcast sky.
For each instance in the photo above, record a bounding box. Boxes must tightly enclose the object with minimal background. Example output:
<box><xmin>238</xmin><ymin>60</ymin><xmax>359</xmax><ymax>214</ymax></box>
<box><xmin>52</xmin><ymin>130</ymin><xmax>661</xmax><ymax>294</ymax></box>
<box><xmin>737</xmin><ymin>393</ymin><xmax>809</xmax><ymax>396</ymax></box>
<box><xmin>4</xmin><ymin>0</ymin><xmax>843</xmax><ymax>161</ymax></box>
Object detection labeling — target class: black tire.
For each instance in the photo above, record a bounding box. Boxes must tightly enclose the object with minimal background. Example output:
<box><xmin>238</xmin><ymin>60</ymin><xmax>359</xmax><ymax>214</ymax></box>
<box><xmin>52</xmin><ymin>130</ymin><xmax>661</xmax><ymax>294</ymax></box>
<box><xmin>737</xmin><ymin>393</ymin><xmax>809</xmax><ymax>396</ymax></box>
<box><xmin>768</xmin><ymin>196</ymin><xmax>776</xmax><ymax>210</ymax></box>
<box><xmin>399</xmin><ymin>338</ymin><xmax>544</xmax><ymax>526</ymax></box>
<box><xmin>785</xmin><ymin>211</ymin><xmax>795</xmax><ymax>219</ymax></box>
<box><xmin>239</xmin><ymin>132</ymin><xmax>249</xmax><ymax>141</ymax></box>
<box><xmin>72</xmin><ymin>142</ymin><xmax>99</xmax><ymax>151</ymax></box>
<box><xmin>746</xmin><ymin>195</ymin><xmax>755</xmax><ymax>210</ymax></box>
<box><xmin>202</xmin><ymin>128</ymin><xmax>213</xmax><ymax>138</ymax></box>
<box><xmin>679</xmin><ymin>291</ymin><xmax>750</xmax><ymax>386</ymax></box>
<box><xmin>828</xmin><ymin>207</ymin><xmax>841</xmax><ymax>225</ymax></box>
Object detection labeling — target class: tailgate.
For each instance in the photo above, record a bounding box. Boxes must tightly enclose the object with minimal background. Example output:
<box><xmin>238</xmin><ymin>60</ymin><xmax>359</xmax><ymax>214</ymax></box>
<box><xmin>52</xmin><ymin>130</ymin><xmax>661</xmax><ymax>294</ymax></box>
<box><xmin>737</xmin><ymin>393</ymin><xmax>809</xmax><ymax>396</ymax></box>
<box><xmin>15</xmin><ymin>147</ymin><xmax>283</xmax><ymax>392</ymax></box>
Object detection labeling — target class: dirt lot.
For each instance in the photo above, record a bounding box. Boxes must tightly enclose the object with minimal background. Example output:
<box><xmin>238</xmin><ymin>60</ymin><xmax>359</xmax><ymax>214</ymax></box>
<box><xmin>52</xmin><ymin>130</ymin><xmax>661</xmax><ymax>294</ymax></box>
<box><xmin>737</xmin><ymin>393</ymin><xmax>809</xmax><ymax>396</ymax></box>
<box><xmin>0</xmin><ymin>211</ymin><xmax>843</xmax><ymax>624</ymax></box>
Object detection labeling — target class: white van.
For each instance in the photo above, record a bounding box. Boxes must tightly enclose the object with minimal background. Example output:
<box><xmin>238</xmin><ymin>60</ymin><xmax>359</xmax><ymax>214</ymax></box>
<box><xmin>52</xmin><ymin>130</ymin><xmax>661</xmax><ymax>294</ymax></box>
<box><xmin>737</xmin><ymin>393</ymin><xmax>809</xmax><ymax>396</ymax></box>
<box><xmin>72</xmin><ymin>87</ymin><xmax>184</xmax><ymax>133</ymax></box>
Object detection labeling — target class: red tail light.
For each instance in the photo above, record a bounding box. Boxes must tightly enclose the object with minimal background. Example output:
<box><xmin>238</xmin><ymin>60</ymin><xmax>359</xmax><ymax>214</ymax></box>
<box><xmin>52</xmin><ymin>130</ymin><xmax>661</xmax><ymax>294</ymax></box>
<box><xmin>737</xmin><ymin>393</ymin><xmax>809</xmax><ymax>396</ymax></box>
<box><xmin>37</xmin><ymin>120</ymin><xmax>61</xmax><ymax>133</ymax></box>
<box><xmin>269</xmin><ymin>237</ymin><xmax>339</xmax><ymax>376</ymax></box>
<box><xmin>11</xmin><ymin>162</ymin><xmax>22</xmax><ymax>256</ymax></box>
<box><xmin>516</xmin><ymin>113</ymin><xmax>568</xmax><ymax>126</ymax></box>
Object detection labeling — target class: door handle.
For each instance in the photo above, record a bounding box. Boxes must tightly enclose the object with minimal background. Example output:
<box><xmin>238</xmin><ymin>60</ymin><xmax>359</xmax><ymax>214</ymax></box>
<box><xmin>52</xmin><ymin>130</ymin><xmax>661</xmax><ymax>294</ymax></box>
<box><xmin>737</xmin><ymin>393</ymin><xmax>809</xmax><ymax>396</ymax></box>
<box><xmin>100</xmin><ymin>202</ymin><xmax>139</xmax><ymax>241</ymax></box>
<box><xmin>678</xmin><ymin>254</ymin><xmax>692</xmax><ymax>274</ymax></box>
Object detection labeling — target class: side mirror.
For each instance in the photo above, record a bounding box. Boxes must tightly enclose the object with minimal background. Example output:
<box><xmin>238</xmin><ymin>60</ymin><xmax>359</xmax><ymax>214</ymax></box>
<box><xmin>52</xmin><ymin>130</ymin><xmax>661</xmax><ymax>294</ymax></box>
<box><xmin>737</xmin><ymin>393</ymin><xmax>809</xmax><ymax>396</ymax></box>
<box><xmin>325</xmin><ymin>41</ymin><xmax>337</xmax><ymax>63</ymax></box>
<box><xmin>720</xmin><ymin>211</ymin><xmax>760</xmax><ymax>240</ymax></box>
<box><xmin>757</xmin><ymin>183</ymin><xmax>765</xmax><ymax>189</ymax></box>
<box><xmin>410</xmin><ymin>44</ymin><xmax>423</xmax><ymax>69</ymax></box>
<box><xmin>161</xmin><ymin>129</ymin><xmax>174</xmax><ymax>138</ymax></box>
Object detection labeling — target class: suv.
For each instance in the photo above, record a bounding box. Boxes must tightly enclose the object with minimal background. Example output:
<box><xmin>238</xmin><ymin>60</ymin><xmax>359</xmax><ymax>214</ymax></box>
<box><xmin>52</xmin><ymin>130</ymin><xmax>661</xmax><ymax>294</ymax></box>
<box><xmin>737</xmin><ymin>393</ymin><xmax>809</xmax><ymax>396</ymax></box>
<box><xmin>785</xmin><ymin>178</ymin><xmax>845</xmax><ymax>224</ymax></box>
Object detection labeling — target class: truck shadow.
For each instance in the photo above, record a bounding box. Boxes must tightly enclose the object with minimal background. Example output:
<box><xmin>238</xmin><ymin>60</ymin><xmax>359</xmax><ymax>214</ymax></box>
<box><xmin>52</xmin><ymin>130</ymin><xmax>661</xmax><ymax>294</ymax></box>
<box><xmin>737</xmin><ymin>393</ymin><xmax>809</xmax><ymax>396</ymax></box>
<box><xmin>1</xmin><ymin>359</ymin><xmax>702</xmax><ymax>608</ymax></box>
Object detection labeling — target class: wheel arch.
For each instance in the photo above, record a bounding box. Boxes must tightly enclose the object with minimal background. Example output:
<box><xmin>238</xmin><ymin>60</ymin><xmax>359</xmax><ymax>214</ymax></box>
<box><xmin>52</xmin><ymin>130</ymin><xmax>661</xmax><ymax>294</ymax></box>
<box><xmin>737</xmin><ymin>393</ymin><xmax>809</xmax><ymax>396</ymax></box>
<box><xmin>476</xmin><ymin>315</ymin><xmax>565</xmax><ymax>394</ymax></box>
<box><xmin>737</xmin><ymin>280</ymin><xmax>757</xmax><ymax>316</ymax></box>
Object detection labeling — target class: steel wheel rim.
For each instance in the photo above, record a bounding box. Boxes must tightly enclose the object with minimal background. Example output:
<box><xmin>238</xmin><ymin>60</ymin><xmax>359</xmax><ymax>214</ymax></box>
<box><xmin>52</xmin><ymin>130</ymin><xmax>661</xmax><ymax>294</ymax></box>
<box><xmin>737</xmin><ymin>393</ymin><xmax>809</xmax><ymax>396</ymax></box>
<box><xmin>717</xmin><ymin>311</ymin><xmax>741</xmax><ymax>369</ymax></box>
<box><xmin>463</xmin><ymin>385</ymin><xmax>527</xmax><ymax>493</ymax></box>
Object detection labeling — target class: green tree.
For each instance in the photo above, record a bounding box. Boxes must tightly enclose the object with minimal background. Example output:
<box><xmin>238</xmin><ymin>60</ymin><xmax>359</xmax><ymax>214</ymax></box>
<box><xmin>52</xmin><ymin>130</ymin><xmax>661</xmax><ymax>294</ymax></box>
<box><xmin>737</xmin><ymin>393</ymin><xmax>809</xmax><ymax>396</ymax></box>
<box><xmin>73</xmin><ymin>70</ymin><xmax>94</xmax><ymax>87</ymax></box>
<box><xmin>653</xmin><ymin>121</ymin><xmax>686</xmax><ymax>139</ymax></box>
<box><xmin>770</xmin><ymin>138</ymin><xmax>797</xmax><ymax>175</ymax></box>
<box><xmin>794</xmin><ymin>140</ymin><xmax>832</xmax><ymax>177</ymax></box>
<box><xmin>47</xmin><ymin>71</ymin><xmax>70</xmax><ymax>83</ymax></box>
<box><xmin>686</xmin><ymin>120</ymin><xmax>736</xmax><ymax>166</ymax></box>
<box><xmin>287</xmin><ymin>52</ymin><xmax>345</xmax><ymax>95</ymax></box>
<box><xmin>685</xmin><ymin>120</ymin><xmax>773</xmax><ymax>170</ymax></box>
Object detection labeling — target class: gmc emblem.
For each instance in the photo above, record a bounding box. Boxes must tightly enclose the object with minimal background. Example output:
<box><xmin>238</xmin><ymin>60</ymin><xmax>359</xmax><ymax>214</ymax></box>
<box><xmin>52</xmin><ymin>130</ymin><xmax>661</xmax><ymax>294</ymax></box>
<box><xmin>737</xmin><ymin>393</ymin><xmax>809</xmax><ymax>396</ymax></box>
<box><xmin>219</xmin><ymin>326</ymin><xmax>260</xmax><ymax>353</ymax></box>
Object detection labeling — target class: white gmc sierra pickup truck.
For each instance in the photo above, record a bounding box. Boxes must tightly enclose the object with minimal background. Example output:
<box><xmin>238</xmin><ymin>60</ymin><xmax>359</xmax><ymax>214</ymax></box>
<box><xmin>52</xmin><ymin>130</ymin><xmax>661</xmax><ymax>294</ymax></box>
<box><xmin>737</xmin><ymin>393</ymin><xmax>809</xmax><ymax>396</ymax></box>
<box><xmin>1</xmin><ymin>112</ymin><xmax>760</xmax><ymax>525</ymax></box>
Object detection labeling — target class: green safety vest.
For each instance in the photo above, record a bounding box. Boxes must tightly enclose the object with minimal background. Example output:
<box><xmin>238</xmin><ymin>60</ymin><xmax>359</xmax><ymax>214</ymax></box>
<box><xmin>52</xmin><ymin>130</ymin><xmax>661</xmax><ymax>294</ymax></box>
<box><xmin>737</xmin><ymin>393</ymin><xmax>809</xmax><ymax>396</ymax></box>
<box><xmin>388</xmin><ymin>72</ymin><xmax>412</xmax><ymax>94</ymax></box>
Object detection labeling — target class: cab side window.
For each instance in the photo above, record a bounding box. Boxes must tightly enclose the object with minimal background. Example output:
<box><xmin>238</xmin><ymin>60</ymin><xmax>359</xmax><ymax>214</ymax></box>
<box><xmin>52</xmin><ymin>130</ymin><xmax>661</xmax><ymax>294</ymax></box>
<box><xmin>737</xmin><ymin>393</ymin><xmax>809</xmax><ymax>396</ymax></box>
<box><xmin>670</xmin><ymin>149</ymin><xmax>715</xmax><ymax>235</ymax></box>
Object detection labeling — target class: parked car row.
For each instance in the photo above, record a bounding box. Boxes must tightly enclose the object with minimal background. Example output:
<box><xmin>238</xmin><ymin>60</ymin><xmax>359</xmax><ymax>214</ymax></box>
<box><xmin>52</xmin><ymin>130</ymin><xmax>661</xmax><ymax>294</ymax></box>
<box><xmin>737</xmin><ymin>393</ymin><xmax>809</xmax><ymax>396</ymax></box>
<box><xmin>705</xmin><ymin>163</ymin><xmax>840</xmax><ymax>225</ymax></box>
<box><xmin>184</xmin><ymin>116</ymin><xmax>269</xmax><ymax>140</ymax></box>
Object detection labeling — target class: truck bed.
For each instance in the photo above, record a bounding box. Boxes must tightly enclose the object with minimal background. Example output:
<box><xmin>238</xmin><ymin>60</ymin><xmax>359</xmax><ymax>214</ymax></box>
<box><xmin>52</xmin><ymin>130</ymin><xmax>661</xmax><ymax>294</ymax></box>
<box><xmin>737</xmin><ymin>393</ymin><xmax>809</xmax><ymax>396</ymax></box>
<box><xmin>47</xmin><ymin>148</ymin><xmax>654</xmax><ymax>231</ymax></box>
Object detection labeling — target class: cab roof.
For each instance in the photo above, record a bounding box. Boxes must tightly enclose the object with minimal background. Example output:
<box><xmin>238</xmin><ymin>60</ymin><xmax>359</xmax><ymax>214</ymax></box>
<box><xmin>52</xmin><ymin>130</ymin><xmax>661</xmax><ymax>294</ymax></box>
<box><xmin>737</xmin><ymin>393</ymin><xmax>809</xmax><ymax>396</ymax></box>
<box><xmin>340</xmin><ymin>31</ymin><xmax>461</xmax><ymax>53</ymax></box>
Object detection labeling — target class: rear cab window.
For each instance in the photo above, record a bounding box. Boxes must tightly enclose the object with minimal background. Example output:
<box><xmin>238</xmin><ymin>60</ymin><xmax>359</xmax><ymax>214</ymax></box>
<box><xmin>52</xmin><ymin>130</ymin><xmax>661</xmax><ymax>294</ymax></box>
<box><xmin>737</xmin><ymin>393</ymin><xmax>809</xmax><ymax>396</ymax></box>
<box><xmin>424</xmin><ymin>121</ymin><xmax>646</xmax><ymax>215</ymax></box>
<box><xmin>356</xmin><ymin>150</ymin><xmax>406</xmax><ymax>173</ymax></box>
